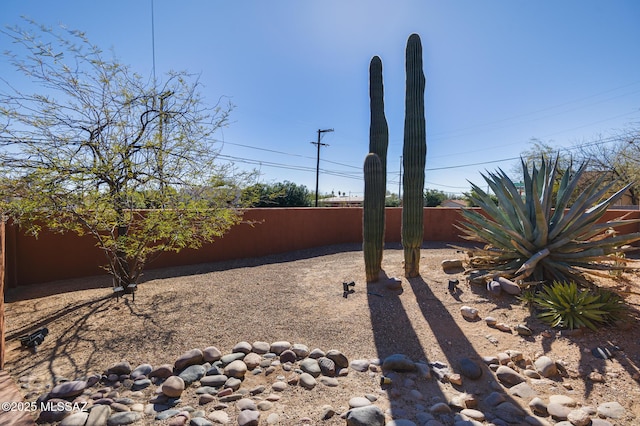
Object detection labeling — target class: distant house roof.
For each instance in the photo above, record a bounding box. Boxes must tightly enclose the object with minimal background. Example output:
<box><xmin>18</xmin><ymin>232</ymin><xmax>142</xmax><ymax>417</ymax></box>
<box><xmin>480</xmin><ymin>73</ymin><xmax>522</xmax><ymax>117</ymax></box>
<box><xmin>318</xmin><ymin>195</ymin><xmax>364</xmax><ymax>207</ymax></box>
<box><xmin>440</xmin><ymin>199</ymin><xmax>467</xmax><ymax>208</ymax></box>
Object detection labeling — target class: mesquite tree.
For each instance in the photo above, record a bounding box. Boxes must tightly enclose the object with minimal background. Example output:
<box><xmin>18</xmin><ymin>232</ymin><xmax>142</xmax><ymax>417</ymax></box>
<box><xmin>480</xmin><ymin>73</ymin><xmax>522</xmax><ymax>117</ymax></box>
<box><xmin>0</xmin><ymin>20</ymin><xmax>250</xmax><ymax>290</ymax></box>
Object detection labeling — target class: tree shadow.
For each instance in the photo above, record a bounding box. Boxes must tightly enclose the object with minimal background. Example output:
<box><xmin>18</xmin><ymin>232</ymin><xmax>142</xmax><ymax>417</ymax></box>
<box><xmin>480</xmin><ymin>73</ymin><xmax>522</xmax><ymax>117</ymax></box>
<box><xmin>5</xmin><ymin>290</ymin><xmax>182</xmax><ymax>387</ymax></box>
<box><xmin>5</xmin><ymin>296</ymin><xmax>112</xmax><ymax>381</ymax></box>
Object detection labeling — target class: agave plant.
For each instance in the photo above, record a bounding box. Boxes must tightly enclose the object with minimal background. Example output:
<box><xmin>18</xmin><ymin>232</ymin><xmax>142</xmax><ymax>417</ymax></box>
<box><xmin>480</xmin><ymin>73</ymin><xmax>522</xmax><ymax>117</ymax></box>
<box><xmin>534</xmin><ymin>281</ymin><xmax>627</xmax><ymax>330</ymax></box>
<box><xmin>458</xmin><ymin>156</ymin><xmax>640</xmax><ymax>285</ymax></box>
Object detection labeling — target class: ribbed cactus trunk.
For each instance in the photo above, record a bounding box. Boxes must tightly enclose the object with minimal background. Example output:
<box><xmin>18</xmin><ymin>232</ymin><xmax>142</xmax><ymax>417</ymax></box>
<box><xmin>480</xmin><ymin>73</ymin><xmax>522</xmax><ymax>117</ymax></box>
<box><xmin>363</xmin><ymin>153</ymin><xmax>385</xmax><ymax>282</ymax></box>
<box><xmin>363</xmin><ymin>55</ymin><xmax>389</xmax><ymax>283</ymax></box>
<box><xmin>369</xmin><ymin>56</ymin><xmax>389</xmax><ymax>191</ymax></box>
<box><xmin>401</xmin><ymin>33</ymin><xmax>426</xmax><ymax>278</ymax></box>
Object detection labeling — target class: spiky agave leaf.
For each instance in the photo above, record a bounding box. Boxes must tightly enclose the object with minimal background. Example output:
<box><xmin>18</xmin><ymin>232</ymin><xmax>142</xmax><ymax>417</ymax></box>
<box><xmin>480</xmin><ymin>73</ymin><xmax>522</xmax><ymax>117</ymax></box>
<box><xmin>458</xmin><ymin>156</ymin><xmax>640</xmax><ymax>285</ymax></box>
<box><xmin>534</xmin><ymin>281</ymin><xmax>626</xmax><ymax>330</ymax></box>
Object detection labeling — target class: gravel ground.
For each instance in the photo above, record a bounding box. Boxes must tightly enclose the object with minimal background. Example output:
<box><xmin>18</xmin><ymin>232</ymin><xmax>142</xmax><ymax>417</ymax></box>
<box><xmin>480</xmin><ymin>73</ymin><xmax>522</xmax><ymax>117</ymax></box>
<box><xmin>4</xmin><ymin>242</ymin><xmax>640</xmax><ymax>425</ymax></box>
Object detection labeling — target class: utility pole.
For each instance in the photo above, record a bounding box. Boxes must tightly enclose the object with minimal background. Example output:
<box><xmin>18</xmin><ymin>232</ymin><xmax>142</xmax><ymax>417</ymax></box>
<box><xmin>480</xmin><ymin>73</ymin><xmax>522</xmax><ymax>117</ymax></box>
<box><xmin>311</xmin><ymin>128</ymin><xmax>334</xmax><ymax>207</ymax></box>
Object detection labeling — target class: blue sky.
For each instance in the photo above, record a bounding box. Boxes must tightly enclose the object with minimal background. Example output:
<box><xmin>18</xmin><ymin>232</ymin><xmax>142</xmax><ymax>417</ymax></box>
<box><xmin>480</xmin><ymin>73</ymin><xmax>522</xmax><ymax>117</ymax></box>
<box><xmin>2</xmin><ymin>1</ymin><xmax>640</xmax><ymax>197</ymax></box>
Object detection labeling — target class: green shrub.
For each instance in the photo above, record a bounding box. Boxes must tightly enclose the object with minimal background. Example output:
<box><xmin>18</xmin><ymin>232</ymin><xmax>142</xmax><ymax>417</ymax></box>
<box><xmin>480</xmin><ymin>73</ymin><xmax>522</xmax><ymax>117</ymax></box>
<box><xmin>533</xmin><ymin>281</ymin><xmax>627</xmax><ymax>330</ymax></box>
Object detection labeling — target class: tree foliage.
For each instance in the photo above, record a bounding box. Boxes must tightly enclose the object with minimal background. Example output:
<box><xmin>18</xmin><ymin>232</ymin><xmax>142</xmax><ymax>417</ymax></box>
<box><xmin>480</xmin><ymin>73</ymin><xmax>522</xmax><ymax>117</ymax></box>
<box><xmin>0</xmin><ymin>20</ymin><xmax>251</xmax><ymax>289</ymax></box>
<box><xmin>242</xmin><ymin>181</ymin><xmax>311</xmax><ymax>207</ymax></box>
<box><xmin>518</xmin><ymin>132</ymin><xmax>640</xmax><ymax>206</ymax></box>
<box><xmin>572</xmin><ymin>129</ymin><xmax>640</xmax><ymax>206</ymax></box>
<box><xmin>423</xmin><ymin>188</ymin><xmax>448</xmax><ymax>207</ymax></box>
<box><xmin>464</xmin><ymin>189</ymin><xmax>498</xmax><ymax>207</ymax></box>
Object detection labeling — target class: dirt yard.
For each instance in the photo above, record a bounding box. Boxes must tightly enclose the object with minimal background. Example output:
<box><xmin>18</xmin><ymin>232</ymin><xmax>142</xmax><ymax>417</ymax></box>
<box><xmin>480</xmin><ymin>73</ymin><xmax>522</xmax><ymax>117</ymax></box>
<box><xmin>4</xmin><ymin>242</ymin><xmax>640</xmax><ymax>425</ymax></box>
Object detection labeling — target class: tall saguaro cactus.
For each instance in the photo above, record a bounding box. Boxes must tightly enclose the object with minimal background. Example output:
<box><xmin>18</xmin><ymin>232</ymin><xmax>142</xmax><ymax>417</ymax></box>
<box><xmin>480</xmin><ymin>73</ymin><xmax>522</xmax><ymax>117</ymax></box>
<box><xmin>362</xmin><ymin>55</ymin><xmax>389</xmax><ymax>282</ymax></box>
<box><xmin>401</xmin><ymin>33</ymin><xmax>427</xmax><ymax>278</ymax></box>
<box><xmin>363</xmin><ymin>153</ymin><xmax>385</xmax><ymax>282</ymax></box>
<box><xmin>369</xmin><ymin>56</ymin><xmax>389</xmax><ymax>190</ymax></box>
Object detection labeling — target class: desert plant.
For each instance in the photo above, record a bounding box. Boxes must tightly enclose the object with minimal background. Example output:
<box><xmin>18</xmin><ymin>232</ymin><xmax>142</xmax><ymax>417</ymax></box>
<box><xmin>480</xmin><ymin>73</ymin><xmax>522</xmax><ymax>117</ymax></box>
<box><xmin>401</xmin><ymin>33</ymin><xmax>427</xmax><ymax>278</ymax></box>
<box><xmin>363</xmin><ymin>153</ymin><xmax>385</xmax><ymax>282</ymax></box>
<box><xmin>369</xmin><ymin>55</ymin><xmax>389</xmax><ymax>193</ymax></box>
<box><xmin>362</xmin><ymin>55</ymin><xmax>389</xmax><ymax>283</ymax></box>
<box><xmin>458</xmin><ymin>156</ymin><xmax>640</xmax><ymax>286</ymax></box>
<box><xmin>533</xmin><ymin>281</ymin><xmax>627</xmax><ymax>330</ymax></box>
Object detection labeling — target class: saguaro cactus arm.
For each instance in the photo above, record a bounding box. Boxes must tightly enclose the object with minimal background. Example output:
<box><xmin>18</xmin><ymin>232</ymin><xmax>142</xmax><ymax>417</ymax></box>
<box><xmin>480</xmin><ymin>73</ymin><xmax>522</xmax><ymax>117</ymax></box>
<box><xmin>369</xmin><ymin>55</ymin><xmax>389</xmax><ymax>188</ymax></box>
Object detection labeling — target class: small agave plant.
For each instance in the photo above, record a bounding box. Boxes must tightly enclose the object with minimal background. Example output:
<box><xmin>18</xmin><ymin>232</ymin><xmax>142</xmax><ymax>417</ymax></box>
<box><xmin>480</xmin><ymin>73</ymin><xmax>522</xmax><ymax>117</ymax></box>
<box><xmin>458</xmin><ymin>156</ymin><xmax>640</xmax><ymax>286</ymax></box>
<box><xmin>533</xmin><ymin>281</ymin><xmax>627</xmax><ymax>330</ymax></box>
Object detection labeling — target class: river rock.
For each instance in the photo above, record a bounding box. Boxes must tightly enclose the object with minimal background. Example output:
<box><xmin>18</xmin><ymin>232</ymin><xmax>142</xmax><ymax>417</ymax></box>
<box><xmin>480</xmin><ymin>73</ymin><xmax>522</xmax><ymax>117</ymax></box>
<box><xmin>178</xmin><ymin>364</ymin><xmax>206</xmax><ymax>385</ymax></box>
<box><xmin>243</xmin><ymin>352</ymin><xmax>262</xmax><ymax>370</ymax></box>
<box><xmin>299</xmin><ymin>373</ymin><xmax>317</xmax><ymax>389</ymax></box>
<box><xmin>279</xmin><ymin>349</ymin><xmax>296</xmax><ymax>363</ymax></box>
<box><xmin>291</xmin><ymin>343</ymin><xmax>310</xmax><ymax>358</ymax></box>
<box><xmin>202</xmin><ymin>346</ymin><xmax>222</xmax><ymax>363</ymax></box>
<box><xmin>224</xmin><ymin>360</ymin><xmax>247</xmax><ymax>379</ymax></box>
<box><xmin>460</xmin><ymin>408</ymin><xmax>485</xmax><ymax>421</ymax></box>
<box><xmin>459</xmin><ymin>358</ymin><xmax>482</xmax><ymax>379</ymax></box>
<box><xmin>86</xmin><ymin>405</ymin><xmax>112</xmax><ymax>425</ymax></box>
<box><xmin>597</xmin><ymin>401</ymin><xmax>625</xmax><ymax>419</ymax></box>
<box><xmin>50</xmin><ymin>380</ymin><xmax>87</xmax><ymax>398</ymax></box>
<box><xmin>106</xmin><ymin>411</ymin><xmax>142</xmax><ymax>425</ymax></box>
<box><xmin>529</xmin><ymin>397</ymin><xmax>548</xmax><ymax>416</ymax></box>
<box><xmin>326</xmin><ymin>349</ymin><xmax>349</xmax><ymax>368</ymax></box>
<box><xmin>350</xmin><ymin>359</ymin><xmax>370</xmax><ymax>372</ymax></box>
<box><xmin>495</xmin><ymin>365</ymin><xmax>525</xmax><ymax>386</ymax></box>
<box><xmin>318</xmin><ymin>357</ymin><xmax>336</xmax><ymax>376</ymax></box>
<box><xmin>460</xmin><ymin>306</ymin><xmax>479</xmax><ymax>320</ymax></box>
<box><xmin>509</xmin><ymin>381</ymin><xmax>536</xmax><ymax>399</ymax></box>
<box><xmin>149</xmin><ymin>364</ymin><xmax>174</xmax><ymax>379</ymax></box>
<box><xmin>515</xmin><ymin>324</ymin><xmax>533</xmax><ymax>336</ymax></box>
<box><xmin>548</xmin><ymin>402</ymin><xmax>572</xmax><ymax>420</ymax></box>
<box><xmin>162</xmin><ymin>376</ymin><xmax>185</xmax><ymax>398</ymax></box>
<box><xmin>567</xmin><ymin>409</ymin><xmax>591</xmax><ymax>426</ymax></box>
<box><xmin>442</xmin><ymin>259</ymin><xmax>463</xmax><ymax>272</ymax></box>
<box><xmin>207</xmin><ymin>410</ymin><xmax>230</xmax><ymax>424</ymax></box>
<box><xmin>130</xmin><ymin>363</ymin><xmax>152</xmax><ymax>379</ymax></box>
<box><xmin>175</xmin><ymin>349</ymin><xmax>204</xmax><ymax>370</ymax></box>
<box><xmin>200</xmin><ymin>374</ymin><xmax>227</xmax><ymax>387</ymax></box>
<box><xmin>107</xmin><ymin>361</ymin><xmax>132</xmax><ymax>376</ymax></box>
<box><xmin>534</xmin><ymin>356</ymin><xmax>557</xmax><ymax>378</ymax></box>
<box><xmin>318</xmin><ymin>376</ymin><xmax>339</xmax><ymax>387</ymax></box>
<box><xmin>349</xmin><ymin>396</ymin><xmax>372</xmax><ymax>408</ymax></box>
<box><xmin>219</xmin><ymin>352</ymin><xmax>245</xmax><ymax>365</ymax></box>
<box><xmin>496</xmin><ymin>276</ymin><xmax>521</xmax><ymax>295</ymax></box>
<box><xmin>270</xmin><ymin>341</ymin><xmax>291</xmax><ymax>355</ymax></box>
<box><xmin>345</xmin><ymin>405</ymin><xmax>385</xmax><ymax>426</ymax></box>
<box><xmin>382</xmin><ymin>353</ymin><xmax>416</xmax><ymax>372</ymax></box>
<box><xmin>236</xmin><ymin>398</ymin><xmax>257</xmax><ymax>411</ymax></box>
<box><xmin>487</xmin><ymin>280</ymin><xmax>502</xmax><ymax>295</ymax></box>
<box><xmin>237</xmin><ymin>409</ymin><xmax>260</xmax><ymax>426</ymax></box>
<box><xmin>232</xmin><ymin>341</ymin><xmax>252</xmax><ymax>354</ymax></box>
<box><xmin>299</xmin><ymin>358</ymin><xmax>321</xmax><ymax>377</ymax></box>
<box><xmin>494</xmin><ymin>401</ymin><xmax>525</xmax><ymax>423</ymax></box>
<box><xmin>225</xmin><ymin>377</ymin><xmax>242</xmax><ymax>391</ymax></box>
<box><xmin>60</xmin><ymin>412</ymin><xmax>89</xmax><ymax>426</ymax></box>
